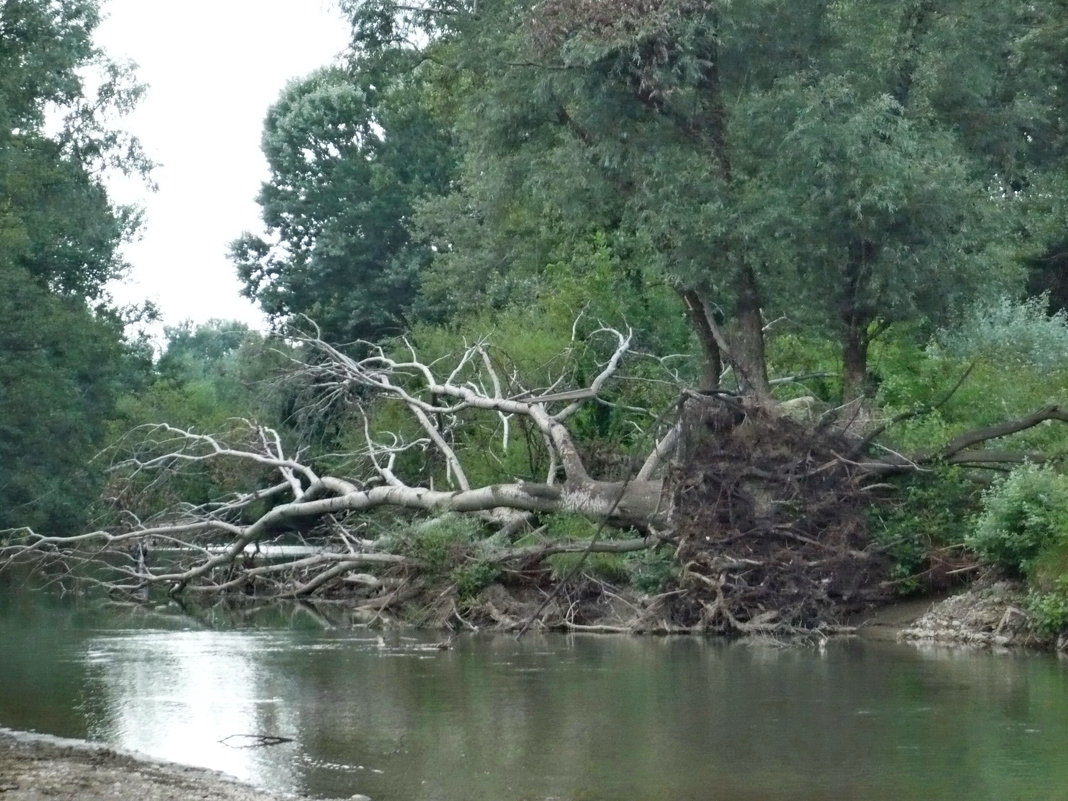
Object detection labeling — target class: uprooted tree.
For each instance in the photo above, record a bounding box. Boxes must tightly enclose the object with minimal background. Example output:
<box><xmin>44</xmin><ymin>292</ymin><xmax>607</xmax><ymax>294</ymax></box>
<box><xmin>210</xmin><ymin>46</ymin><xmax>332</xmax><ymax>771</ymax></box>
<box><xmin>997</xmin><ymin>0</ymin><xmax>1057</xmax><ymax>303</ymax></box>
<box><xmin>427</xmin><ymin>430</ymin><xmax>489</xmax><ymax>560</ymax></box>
<box><xmin>4</xmin><ymin>325</ymin><xmax>1067</xmax><ymax>634</ymax></box>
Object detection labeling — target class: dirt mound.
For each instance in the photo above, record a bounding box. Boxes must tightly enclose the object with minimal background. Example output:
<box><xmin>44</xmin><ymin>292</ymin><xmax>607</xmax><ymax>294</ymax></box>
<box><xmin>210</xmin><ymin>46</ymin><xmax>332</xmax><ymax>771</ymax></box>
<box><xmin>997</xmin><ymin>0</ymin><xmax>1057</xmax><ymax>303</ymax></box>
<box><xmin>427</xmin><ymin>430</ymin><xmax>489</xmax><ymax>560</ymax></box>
<box><xmin>665</xmin><ymin>395</ymin><xmax>890</xmax><ymax>632</ymax></box>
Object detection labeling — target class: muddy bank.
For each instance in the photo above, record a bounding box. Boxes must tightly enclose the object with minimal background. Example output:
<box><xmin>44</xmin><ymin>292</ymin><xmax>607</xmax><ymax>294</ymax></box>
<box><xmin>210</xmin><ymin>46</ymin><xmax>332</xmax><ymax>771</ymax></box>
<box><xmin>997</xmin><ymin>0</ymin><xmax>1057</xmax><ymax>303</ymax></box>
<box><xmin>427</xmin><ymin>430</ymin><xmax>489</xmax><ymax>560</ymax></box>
<box><xmin>0</xmin><ymin>729</ymin><xmax>360</xmax><ymax>801</ymax></box>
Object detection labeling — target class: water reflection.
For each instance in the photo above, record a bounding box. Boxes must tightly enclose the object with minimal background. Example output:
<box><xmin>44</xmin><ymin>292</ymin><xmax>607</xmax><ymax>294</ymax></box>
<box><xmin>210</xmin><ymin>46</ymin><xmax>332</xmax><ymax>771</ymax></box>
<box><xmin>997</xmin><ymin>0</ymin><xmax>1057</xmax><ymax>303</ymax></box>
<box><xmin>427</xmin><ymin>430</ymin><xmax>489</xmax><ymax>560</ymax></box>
<box><xmin>1</xmin><ymin>594</ymin><xmax>1067</xmax><ymax>801</ymax></box>
<box><xmin>81</xmin><ymin>631</ymin><xmax>301</xmax><ymax>789</ymax></box>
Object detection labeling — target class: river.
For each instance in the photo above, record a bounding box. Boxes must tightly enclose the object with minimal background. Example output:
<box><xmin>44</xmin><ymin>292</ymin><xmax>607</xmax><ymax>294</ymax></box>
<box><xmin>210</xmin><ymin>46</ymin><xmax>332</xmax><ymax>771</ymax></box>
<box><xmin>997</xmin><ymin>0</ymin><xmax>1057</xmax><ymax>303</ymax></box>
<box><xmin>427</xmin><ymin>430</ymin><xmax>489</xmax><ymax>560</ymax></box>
<box><xmin>0</xmin><ymin>588</ymin><xmax>1065</xmax><ymax>801</ymax></box>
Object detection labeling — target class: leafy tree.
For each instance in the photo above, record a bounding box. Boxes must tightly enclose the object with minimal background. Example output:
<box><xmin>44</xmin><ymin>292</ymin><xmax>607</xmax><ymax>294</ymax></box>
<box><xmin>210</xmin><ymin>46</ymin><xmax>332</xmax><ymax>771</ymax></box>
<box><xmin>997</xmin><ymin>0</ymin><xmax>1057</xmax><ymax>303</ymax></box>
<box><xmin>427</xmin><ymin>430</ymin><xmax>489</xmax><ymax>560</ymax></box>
<box><xmin>0</xmin><ymin>0</ymin><xmax>150</xmax><ymax>534</ymax></box>
<box><xmin>114</xmin><ymin>320</ymin><xmax>295</xmax><ymax>432</ymax></box>
<box><xmin>401</xmin><ymin>0</ymin><xmax>1044</xmax><ymax>399</ymax></box>
<box><xmin>232</xmin><ymin>47</ymin><xmax>456</xmax><ymax>344</ymax></box>
<box><xmin>108</xmin><ymin>321</ymin><xmax>294</xmax><ymax>514</ymax></box>
<box><xmin>0</xmin><ymin>263</ymin><xmax>148</xmax><ymax>534</ymax></box>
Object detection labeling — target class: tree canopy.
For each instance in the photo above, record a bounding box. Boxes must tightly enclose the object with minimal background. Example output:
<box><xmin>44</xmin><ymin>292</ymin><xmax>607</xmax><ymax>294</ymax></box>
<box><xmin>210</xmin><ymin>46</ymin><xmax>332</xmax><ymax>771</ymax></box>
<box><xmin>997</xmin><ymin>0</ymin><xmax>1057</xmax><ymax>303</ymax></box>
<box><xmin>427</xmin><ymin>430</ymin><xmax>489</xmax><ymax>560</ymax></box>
<box><xmin>231</xmin><ymin>48</ymin><xmax>455</xmax><ymax>344</ymax></box>
<box><xmin>0</xmin><ymin>0</ymin><xmax>151</xmax><ymax>533</ymax></box>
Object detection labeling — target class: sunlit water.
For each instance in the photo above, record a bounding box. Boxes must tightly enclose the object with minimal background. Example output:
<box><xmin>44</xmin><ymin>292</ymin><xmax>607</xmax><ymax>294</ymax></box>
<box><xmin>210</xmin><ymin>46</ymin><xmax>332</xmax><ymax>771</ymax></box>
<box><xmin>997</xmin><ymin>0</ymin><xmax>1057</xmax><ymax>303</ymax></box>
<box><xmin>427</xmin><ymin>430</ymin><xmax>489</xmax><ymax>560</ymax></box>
<box><xmin>1</xmin><ymin>588</ymin><xmax>1067</xmax><ymax>801</ymax></box>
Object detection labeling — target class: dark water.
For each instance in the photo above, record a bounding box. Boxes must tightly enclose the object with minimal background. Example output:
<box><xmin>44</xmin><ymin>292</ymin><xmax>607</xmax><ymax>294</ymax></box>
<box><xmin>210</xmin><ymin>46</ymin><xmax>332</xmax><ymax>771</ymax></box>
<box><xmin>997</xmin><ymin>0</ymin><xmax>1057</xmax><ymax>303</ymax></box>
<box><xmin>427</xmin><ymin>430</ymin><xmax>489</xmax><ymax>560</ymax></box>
<box><xmin>1</xmin><ymin>589</ymin><xmax>1067</xmax><ymax>801</ymax></box>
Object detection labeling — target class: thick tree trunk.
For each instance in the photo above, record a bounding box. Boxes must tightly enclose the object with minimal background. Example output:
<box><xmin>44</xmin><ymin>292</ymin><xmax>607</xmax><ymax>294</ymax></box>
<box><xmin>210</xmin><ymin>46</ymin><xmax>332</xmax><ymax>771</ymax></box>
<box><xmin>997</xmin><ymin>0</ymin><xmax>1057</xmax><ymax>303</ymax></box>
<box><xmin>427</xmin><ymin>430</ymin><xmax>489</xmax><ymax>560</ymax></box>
<box><xmin>678</xmin><ymin>287</ymin><xmax>722</xmax><ymax>391</ymax></box>
<box><xmin>728</xmin><ymin>267</ymin><xmax>770</xmax><ymax>397</ymax></box>
<box><xmin>841</xmin><ymin>323</ymin><xmax>870</xmax><ymax>404</ymax></box>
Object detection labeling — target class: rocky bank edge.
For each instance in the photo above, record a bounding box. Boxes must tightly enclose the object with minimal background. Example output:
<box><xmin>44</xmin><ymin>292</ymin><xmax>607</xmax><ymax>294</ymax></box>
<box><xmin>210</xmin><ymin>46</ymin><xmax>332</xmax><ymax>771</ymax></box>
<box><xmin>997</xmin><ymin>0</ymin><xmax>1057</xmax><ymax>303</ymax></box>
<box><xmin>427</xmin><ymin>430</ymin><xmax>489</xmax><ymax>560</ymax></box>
<box><xmin>0</xmin><ymin>728</ymin><xmax>367</xmax><ymax>801</ymax></box>
<box><xmin>897</xmin><ymin>580</ymin><xmax>1055</xmax><ymax>649</ymax></box>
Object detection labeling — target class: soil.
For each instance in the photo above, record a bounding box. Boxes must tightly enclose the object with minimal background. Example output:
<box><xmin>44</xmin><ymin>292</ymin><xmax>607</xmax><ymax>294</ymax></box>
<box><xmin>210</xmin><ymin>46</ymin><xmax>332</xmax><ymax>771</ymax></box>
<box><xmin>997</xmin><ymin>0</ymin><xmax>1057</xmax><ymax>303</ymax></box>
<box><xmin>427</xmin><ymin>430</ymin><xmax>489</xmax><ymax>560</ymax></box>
<box><xmin>0</xmin><ymin>729</ymin><xmax>361</xmax><ymax>801</ymax></box>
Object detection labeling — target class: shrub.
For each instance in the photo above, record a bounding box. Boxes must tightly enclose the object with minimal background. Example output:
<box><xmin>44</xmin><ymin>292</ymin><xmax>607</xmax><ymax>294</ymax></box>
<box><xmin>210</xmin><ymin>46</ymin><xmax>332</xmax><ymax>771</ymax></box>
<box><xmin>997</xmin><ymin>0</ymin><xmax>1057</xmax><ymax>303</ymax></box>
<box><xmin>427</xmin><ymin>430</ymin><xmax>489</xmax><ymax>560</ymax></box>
<box><xmin>937</xmin><ymin>294</ymin><xmax>1068</xmax><ymax>371</ymax></box>
<box><xmin>966</xmin><ymin>463</ymin><xmax>1068</xmax><ymax>576</ymax></box>
<box><xmin>396</xmin><ymin>514</ymin><xmax>485</xmax><ymax>573</ymax></box>
<box><xmin>626</xmin><ymin>547</ymin><xmax>680</xmax><ymax>594</ymax></box>
<box><xmin>1026</xmin><ymin>584</ymin><xmax>1068</xmax><ymax>636</ymax></box>
<box><xmin>868</xmin><ymin>468</ymin><xmax>980</xmax><ymax>594</ymax></box>
<box><xmin>547</xmin><ymin>551</ymin><xmax>630</xmax><ymax>584</ymax></box>
<box><xmin>451</xmin><ymin>560</ymin><xmax>502</xmax><ymax>600</ymax></box>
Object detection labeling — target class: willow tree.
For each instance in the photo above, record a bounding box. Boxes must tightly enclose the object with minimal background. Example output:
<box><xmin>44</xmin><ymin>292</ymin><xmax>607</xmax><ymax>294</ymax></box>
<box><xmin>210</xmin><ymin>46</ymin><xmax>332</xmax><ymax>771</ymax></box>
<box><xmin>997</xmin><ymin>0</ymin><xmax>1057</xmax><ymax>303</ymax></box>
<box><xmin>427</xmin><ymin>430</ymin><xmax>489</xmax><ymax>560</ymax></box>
<box><xmin>403</xmin><ymin>0</ymin><xmax>1045</xmax><ymax>400</ymax></box>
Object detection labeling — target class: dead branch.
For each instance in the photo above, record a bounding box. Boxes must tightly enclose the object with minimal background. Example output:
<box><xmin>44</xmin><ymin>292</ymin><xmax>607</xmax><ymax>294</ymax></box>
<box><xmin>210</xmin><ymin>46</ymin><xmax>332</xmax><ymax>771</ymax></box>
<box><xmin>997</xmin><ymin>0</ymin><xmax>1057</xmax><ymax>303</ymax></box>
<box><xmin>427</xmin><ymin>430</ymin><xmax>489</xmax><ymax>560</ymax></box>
<box><xmin>1</xmin><ymin>325</ymin><xmax>672</xmax><ymax>605</ymax></box>
<box><xmin>940</xmin><ymin>404</ymin><xmax>1068</xmax><ymax>459</ymax></box>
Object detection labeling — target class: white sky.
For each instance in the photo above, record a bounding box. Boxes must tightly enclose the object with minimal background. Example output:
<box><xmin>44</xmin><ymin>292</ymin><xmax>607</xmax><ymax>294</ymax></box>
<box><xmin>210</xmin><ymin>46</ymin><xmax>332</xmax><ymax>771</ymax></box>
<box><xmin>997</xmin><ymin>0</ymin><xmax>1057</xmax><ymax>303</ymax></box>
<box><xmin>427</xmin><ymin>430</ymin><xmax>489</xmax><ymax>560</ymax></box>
<box><xmin>95</xmin><ymin>0</ymin><xmax>351</xmax><ymax>332</ymax></box>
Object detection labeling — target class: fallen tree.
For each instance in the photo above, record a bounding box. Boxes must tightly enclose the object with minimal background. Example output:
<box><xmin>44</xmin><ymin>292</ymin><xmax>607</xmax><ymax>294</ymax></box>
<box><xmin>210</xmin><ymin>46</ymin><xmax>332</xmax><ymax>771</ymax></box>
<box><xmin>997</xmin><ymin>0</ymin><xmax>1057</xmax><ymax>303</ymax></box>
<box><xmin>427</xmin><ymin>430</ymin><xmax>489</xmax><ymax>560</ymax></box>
<box><xmin>3</xmin><ymin>326</ymin><xmax>1067</xmax><ymax>634</ymax></box>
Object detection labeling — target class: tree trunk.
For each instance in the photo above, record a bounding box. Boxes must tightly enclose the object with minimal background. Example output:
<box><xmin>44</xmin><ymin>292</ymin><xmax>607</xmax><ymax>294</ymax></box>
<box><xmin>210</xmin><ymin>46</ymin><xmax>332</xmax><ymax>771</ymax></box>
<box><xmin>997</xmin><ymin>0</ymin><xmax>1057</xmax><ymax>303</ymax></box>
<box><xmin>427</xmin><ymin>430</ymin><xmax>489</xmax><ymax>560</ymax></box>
<box><xmin>678</xmin><ymin>287</ymin><xmax>722</xmax><ymax>391</ymax></box>
<box><xmin>841</xmin><ymin>323</ymin><xmax>870</xmax><ymax>404</ymax></box>
<box><xmin>728</xmin><ymin>266</ymin><xmax>770</xmax><ymax>397</ymax></box>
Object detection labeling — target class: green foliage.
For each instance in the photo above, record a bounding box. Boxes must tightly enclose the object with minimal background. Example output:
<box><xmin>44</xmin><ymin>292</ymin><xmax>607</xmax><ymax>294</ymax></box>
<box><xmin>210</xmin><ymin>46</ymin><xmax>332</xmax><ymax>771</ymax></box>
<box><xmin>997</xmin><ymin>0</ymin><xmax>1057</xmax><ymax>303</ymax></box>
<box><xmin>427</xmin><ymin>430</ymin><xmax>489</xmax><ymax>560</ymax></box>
<box><xmin>763</xmin><ymin>332</ymin><xmax>841</xmax><ymax>401</ymax></box>
<box><xmin>402</xmin><ymin>0</ymin><xmax>1043</xmax><ymax>397</ymax></box>
<box><xmin>874</xmin><ymin>312</ymin><xmax>1068</xmax><ymax>457</ymax></box>
<box><xmin>967</xmin><ymin>464</ymin><xmax>1068</xmax><ymax>576</ymax></box>
<box><xmin>114</xmin><ymin>321</ymin><xmax>289</xmax><ymax>433</ymax></box>
<box><xmin>338</xmin><ymin>301</ymin><xmax>682</xmax><ymax>494</ymax></box>
<box><xmin>387</xmin><ymin>514</ymin><xmax>503</xmax><ymax>599</ymax></box>
<box><xmin>101</xmin><ymin>322</ymin><xmax>297</xmax><ymax>516</ymax></box>
<box><xmin>938</xmin><ymin>294</ymin><xmax>1068</xmax><ymax>371</ymax></box>
<box><xmin>1022</xmin><ymin>534</ymin><xmax>1068</xmax><ymax>636</ymax></box>
<box><xmin>232</xmin><ymin>47</ymin><xmax>456</xmax><ymax>344</ymax></box>
<box><xmin>1025</xmin><ymin>586</ymin><xmax>1068</xmax><ymax>637</ymax></box>
<box><xmin>626</xmin><ymin>547</ymin><xmax>680</xmax><ymax>594</ymax></box>
<box><xmin>534</xmin><ymin>513</ymin><xmax>670</xmax><ymax>589</ymax></box>
<box><xmin>868</xmin><ymin>468</ymin><xmax>981</xmax><ymax>594</ymax></box>
<box><xmin>0</xmin><ymin>0</ymin><xmax>152</xmax><ymax>534</ymax></box>
<box><xmin>451</xmin><ymin>560</ymin><xmax>502</xmax><ymax>601</ymax></box>
<box><xmin>541</xmin><ymin>512</ymin><xmax>599</xmax><ymax>542</ymax></box>
<box><xmin>0</xmin><ymin>271</ymin><xmax>149</xmax><ymax>533</ymax></box>
<box><xmin>396</xmin><ymin>514</ymin><xmax>484</xmax><ymax>571</ymax></box>
<box><xmin>547</xmin><ymin>552</ymin><xmax>630</xmax><ymax>585</ymax></box>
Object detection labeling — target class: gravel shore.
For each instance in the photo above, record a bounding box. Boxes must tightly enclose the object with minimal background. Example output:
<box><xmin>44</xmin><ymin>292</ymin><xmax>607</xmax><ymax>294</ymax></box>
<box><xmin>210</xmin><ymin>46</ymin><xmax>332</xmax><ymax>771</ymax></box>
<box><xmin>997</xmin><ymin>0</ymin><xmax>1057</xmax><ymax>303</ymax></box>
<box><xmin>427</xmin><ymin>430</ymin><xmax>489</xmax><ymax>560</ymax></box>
<box><xmin>0</xmin><ymin>729</ymin><xmax>349</xmax><ymax>801</ymax></box>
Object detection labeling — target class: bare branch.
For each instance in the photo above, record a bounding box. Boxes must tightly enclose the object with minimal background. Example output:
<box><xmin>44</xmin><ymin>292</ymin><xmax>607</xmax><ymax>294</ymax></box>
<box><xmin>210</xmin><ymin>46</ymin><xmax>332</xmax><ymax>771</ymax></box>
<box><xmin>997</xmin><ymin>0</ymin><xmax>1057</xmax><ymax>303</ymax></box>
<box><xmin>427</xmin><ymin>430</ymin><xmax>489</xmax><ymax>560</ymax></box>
<box><xmin>940</xmin><ymin>404</ymin><xmax>1068</xmax><ymax>459</ymax></box>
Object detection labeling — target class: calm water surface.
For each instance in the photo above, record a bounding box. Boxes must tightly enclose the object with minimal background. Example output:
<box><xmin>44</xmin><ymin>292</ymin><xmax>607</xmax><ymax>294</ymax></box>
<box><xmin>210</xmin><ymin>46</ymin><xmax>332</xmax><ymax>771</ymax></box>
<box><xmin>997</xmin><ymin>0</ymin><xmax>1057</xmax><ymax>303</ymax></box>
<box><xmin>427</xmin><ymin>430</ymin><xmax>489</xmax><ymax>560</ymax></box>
<box><xmin>1</xmin><ymin>588</ymin><xmax>1067</xmax><ymax>801</ymax></box>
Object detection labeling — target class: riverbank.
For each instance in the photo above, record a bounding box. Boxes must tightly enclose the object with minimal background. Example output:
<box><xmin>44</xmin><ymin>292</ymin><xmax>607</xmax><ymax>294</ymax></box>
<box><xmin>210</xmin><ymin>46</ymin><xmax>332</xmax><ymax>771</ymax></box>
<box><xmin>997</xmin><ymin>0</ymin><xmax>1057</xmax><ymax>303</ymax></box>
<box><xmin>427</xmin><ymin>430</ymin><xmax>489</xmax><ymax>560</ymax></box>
<box><xmin>0</xmin><ymin>729</ymin><xmax>359</xmax><ymax>801</ymax></box>
<box><xmin>850</xmin><ymin>579</ymin><xmax>1056</xmax><ymax>650</ymax></box>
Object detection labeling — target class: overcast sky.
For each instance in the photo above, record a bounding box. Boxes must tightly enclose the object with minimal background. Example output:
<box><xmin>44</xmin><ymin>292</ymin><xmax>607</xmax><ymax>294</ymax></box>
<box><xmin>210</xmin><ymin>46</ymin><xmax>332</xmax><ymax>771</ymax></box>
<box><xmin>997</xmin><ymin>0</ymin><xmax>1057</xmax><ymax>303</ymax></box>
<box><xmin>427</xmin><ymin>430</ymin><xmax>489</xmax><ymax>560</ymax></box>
<box><xmin>95</xmin><ymin>0</ymin><xmax>350</xmax><ymax>332</ymax></box>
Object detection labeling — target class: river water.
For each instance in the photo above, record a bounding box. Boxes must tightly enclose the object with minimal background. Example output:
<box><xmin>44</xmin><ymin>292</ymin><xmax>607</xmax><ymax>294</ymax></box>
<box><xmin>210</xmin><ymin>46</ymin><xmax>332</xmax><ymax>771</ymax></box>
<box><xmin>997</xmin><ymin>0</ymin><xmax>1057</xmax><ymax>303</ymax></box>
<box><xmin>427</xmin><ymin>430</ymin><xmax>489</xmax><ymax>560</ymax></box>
<box><xmin>1</xmin><ymin>589</ymin><xmax>1066</xmax><ymax>801</ymax></box>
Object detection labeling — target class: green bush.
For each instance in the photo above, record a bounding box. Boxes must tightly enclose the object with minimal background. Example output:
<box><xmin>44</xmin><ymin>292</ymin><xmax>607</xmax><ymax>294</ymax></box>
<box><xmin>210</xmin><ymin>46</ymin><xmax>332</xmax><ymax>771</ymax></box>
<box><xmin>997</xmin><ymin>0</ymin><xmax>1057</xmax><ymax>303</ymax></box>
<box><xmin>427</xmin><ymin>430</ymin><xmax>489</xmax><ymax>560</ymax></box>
<box><xmin>1026</xmin><ymin>584</ymin><xmax>1068</xmax><ymax>636</ymax></box>
<box><xmin>868</xmin><ymin>468</ymin><xmax>980</xmax><ymax>594</ymax></box>
<box><xmin>396</xmin><ymin>514</ymin><xmax>485</xmax><ymax>573</ymax></box>
<box><xmin>938</xmin><ymin>294</ymin><xmax>1068</xmax><ymax>371</ymax></box>
<box><xmin>966</xmin><ymin>464</ymin><xmax>1068</xmax><ymax>576</ymax></box>
<box><xmin>451</xmin><ymin>560</ymin><xmax>502</xmax><ymax>600</ymax></box>
<box><xmin>626</xmin><ymin>547</ymin><xmax>680</xmax><ymax>594</ymax></box>
<box><xmin>547</xmin><ymin>551</ymin><xmax>630</xmax><ymax>584</ymax></box>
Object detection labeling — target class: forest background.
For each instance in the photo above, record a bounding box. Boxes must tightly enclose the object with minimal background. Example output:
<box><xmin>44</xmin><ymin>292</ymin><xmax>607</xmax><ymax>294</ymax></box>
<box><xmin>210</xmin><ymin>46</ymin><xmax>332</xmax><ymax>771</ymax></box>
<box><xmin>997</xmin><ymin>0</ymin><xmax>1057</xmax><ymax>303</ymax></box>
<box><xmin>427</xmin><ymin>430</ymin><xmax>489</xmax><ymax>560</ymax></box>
<box><xmin>4</xmin><ymin>0</ymin><xmax>1068</xmax><ymax>636</ymax></box>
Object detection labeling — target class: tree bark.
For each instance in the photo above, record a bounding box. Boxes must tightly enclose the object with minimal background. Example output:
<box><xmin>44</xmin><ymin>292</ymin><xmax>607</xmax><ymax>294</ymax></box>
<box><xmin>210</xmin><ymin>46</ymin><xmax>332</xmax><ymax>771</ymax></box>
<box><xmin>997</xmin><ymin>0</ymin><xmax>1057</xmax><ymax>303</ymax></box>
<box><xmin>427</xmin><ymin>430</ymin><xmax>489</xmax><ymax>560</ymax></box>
<box><xmin>678</xmin><ymin>287</ymin><xmax>722</xmax><ymax>391</ymax></box>
<box><xmin>727</xmin><ymin>266</ymin><xmax>770</xmax><ymax>397</ymax></box>
<box><xmin>841</xmin><ymin>322</ymin><xmax>870</xmax><ymax>404</ymax></box>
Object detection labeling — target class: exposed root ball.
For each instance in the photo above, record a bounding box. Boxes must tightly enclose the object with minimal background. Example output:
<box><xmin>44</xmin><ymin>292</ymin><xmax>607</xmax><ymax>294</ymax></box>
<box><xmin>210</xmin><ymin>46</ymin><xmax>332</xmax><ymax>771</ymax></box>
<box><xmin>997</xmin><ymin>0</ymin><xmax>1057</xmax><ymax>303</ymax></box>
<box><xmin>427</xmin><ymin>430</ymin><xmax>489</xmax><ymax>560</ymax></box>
<box><xmin>666</xmin><ymin>395</ymin><xmax>890</xmax><ymax>632</ymax></box>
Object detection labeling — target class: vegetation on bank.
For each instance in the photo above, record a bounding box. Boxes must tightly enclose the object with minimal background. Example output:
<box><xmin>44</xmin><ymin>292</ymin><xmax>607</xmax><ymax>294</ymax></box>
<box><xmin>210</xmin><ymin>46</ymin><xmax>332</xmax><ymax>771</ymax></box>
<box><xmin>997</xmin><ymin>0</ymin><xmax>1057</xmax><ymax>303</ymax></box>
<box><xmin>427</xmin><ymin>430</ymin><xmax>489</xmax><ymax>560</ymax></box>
<box><xmin>3</xmin><ymin>0</ymin><xmax>1068</xmax><ymax>639</ymax></box>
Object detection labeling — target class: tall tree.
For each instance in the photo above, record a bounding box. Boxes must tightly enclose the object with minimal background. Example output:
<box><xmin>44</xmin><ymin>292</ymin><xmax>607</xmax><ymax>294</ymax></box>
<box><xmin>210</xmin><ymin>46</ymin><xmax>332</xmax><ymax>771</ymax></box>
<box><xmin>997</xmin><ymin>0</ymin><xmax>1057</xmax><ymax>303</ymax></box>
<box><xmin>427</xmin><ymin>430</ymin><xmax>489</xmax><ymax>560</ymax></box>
<box><xmin>0</xmin><ymin>0</ymin><xmax>150</xmax><ymax>534</ymax></box>
<box><xmin>232</xmin><ymin>47</ymin><xmax>456</xmax><ymax>344</ymax></box>
<box><xmin>407</xmin><ymin>0</ymin><xmax>1040</xmax><ymax>399</ymax></box>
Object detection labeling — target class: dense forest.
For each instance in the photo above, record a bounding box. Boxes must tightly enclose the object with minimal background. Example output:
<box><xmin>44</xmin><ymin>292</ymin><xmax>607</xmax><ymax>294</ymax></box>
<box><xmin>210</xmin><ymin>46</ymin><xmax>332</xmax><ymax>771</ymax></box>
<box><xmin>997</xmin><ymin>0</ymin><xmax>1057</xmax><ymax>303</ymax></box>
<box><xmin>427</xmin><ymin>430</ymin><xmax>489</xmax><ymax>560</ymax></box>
<box><xmin>4</xmin><ymin>0</ymin><xmax>1068</xmax><ymax>637</ymax></box>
